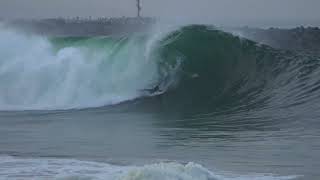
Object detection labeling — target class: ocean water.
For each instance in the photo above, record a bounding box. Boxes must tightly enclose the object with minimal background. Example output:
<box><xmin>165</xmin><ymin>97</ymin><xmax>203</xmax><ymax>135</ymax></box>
<box><xmin>0</xmin><ymin>24</ymin><xmax>319</xmax><ymax>179</ymax></box>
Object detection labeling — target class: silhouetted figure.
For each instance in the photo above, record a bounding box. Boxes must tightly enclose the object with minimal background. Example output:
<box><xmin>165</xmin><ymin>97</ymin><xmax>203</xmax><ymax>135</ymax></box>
<box><xmin>136</xmin><ymin>0</ymin><xmax>141</xmax><ymax>17</ymax></box>
<box><xmin>143</xmin><ymin>85</ymin><xmax>161</xmax><ymax>94</ymax></box>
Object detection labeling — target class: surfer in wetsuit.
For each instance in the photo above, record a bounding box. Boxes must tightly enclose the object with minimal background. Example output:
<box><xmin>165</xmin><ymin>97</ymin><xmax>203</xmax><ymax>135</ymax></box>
<box><xmin>142</xmin><ymin>72</ymin><xmax>199</xmax><ymax>94</ymax></box>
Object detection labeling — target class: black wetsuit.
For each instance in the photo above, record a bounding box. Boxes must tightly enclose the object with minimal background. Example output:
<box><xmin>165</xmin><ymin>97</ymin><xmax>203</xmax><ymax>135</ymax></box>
<box><xmin>149</xmin><ymin>85</ymin><xmax>160</xmax><ymax>94</ymax></box>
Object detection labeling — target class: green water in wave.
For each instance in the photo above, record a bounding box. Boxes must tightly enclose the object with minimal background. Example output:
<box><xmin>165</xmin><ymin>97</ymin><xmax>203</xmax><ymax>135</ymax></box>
<box><xmin>46</xmin><ymin>25</ymin><xmax>319</xmax><ymax>115</ymax></box>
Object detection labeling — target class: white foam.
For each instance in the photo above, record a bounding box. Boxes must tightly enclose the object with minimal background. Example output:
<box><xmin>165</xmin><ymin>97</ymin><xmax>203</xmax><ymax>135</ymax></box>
<box><xmin>0</xmin><ymin>25</ymin><xmax>162</xmax><ymax>110</ymax></box>
<box><xmin>0</xmin><ymin>156</ymin><xmax>298</xmax><ymax>180</ymax></box>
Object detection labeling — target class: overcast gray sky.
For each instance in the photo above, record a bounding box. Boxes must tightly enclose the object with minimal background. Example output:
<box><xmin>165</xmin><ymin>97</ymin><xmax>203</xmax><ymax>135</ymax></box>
<box><xmin>1</xmin><ymin>0</ymin><xmax>320</xmax><ymax>27</ymax></box>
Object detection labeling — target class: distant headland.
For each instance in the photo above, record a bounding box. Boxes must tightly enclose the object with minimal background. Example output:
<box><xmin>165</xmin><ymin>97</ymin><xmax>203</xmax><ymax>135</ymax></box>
<box><xmin>0</xmin><ymin>17</ymin><xmax>156</xmax><ymax>37</ymax></box>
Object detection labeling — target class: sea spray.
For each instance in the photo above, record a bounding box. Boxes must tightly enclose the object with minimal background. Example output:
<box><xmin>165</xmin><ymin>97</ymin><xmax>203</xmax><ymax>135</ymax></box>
<box><xmin>0</xmin><ymin>26</ymin><xmax>164</xmax><ymax>110</ymax></box>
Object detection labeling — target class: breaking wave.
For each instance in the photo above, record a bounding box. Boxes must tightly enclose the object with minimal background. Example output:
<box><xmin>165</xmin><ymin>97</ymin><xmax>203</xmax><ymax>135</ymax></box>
<box><xmin>0</xmin><ymin>156</ymin><xmax>298</xmax><ymax>180</ymax></box>
<box><xmin>0</xmin><ymin>24</ymin><xmax>320</xmax><ymax>112</ymax></box>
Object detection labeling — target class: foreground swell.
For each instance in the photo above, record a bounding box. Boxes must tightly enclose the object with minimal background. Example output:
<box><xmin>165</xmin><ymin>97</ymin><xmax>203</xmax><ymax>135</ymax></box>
<box><xmin>0</xmin><ymin>156</ymin><xmax>297</xmax><ymax>180</ymax></box>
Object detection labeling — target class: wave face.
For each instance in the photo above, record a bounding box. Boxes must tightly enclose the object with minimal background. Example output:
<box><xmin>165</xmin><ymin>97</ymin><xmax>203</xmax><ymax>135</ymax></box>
<box><xmin>1</xmin><ymin>24</ymin><xmax>320</xmax><ymax>111</ymax></box>
<box><xmin>143</xmin><ymin>25</ymin><xmax>320</xmax><ymax>114</ymax></box>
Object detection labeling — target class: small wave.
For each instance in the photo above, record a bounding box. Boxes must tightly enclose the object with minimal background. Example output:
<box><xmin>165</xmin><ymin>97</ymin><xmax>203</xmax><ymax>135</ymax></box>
<box><xmin>0</xmin><ymin>156</ymin><xmax>298</xmax><ymax>180</ymax></box>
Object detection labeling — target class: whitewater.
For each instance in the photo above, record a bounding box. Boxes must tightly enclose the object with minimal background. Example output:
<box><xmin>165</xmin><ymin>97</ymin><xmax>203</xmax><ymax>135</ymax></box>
<box><xmin>0</xmin><ymin>24</ymin><xmax>174</xmax><ymax>110</ymax></box>
<box><xmin>0</xmin><ymin>156</ymin><xmax>297</xmax><ymax>180</ymax></box>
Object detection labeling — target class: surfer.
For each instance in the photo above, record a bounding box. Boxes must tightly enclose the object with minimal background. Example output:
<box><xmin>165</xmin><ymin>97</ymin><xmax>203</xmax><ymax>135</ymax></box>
<box><xmin>142</xmin><ymin>85</ymin><xmax>161</xmax><ymax>94</ymax></box>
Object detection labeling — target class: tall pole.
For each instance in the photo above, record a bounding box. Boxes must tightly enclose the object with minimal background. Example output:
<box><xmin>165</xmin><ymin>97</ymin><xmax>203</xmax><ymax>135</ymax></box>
<box><xmin>136</xmin><ymin>0</ymin><xmax>141</xmax><ymax>18</ymax></box>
